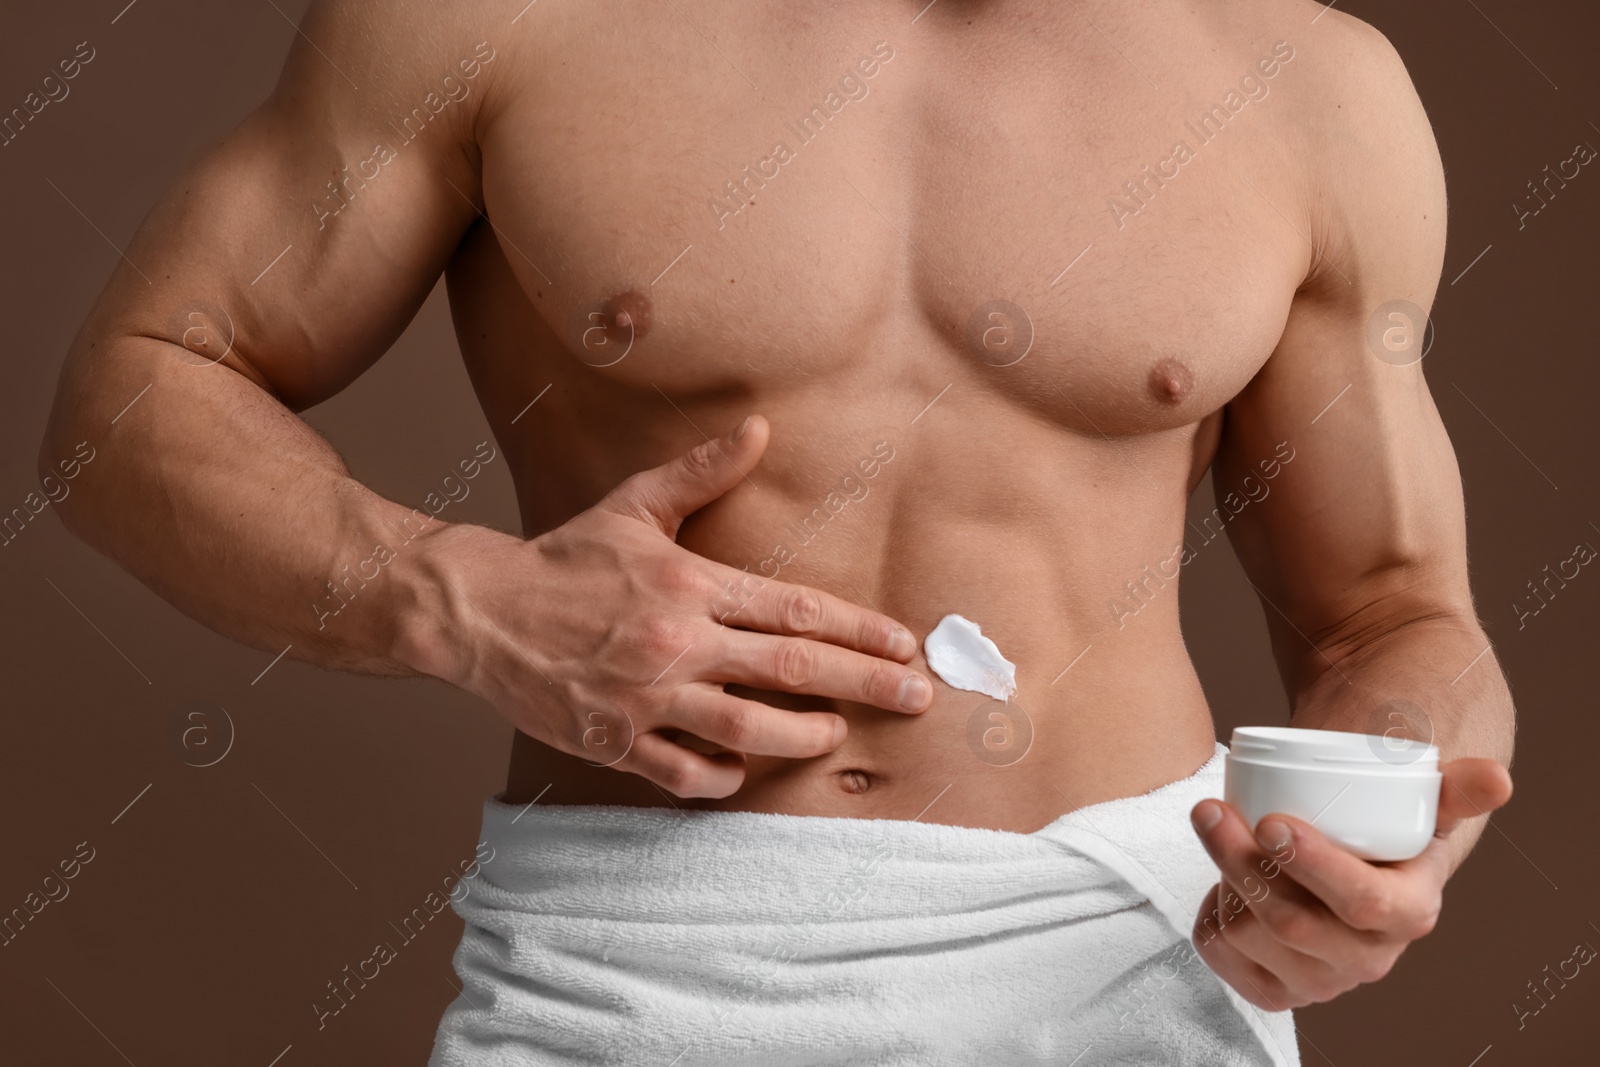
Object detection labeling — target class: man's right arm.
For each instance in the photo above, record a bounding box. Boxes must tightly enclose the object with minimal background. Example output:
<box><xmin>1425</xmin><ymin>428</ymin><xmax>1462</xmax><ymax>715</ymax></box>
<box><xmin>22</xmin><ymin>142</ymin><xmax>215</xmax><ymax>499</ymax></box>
<box><xmin>38</xmin><ymin>0</ymin><xmax>933</xmax><ymax>797</ymax></box>
<box><xmin>39</xmin><ymin>0</ymin><xmax>493</xmax><ymax>675</ymax></box>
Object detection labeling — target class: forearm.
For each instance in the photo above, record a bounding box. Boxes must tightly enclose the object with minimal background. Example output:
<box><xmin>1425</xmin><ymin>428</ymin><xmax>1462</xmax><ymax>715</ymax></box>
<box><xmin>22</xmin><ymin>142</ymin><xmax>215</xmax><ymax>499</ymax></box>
<box><xmin>1287</xmin><ymin>612</ymin><xmax>1515</xmax><ymax>871</ymax></box>
<box><xmin>40</xmin><ymin>331</ymin><xmax>458</xmax><ymax>677</ymax></box>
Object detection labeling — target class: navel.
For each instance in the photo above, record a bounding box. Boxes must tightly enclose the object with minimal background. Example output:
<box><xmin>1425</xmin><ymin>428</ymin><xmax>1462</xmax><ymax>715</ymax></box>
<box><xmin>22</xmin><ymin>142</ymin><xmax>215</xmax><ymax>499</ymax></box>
<box><xmin>837</xmin><ymin>769</ymin><xmax>874</xmax><ymax>795</ymax></box>
<box><xmin>1147</xmin><ymin>357</ymin><xmax>1194</xmax><ymax>404</ymax></box>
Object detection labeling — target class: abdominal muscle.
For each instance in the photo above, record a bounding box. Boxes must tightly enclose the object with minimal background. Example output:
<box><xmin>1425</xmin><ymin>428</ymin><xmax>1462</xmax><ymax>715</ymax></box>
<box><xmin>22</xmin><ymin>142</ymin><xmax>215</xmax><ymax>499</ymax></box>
<box><xmin>455</xmin><ymin>0</ymin><xmax>1288</xmax><ymax>832</ymax></box>
<box><xmin>496</xmin><ymin>388</ymin><xmax>1222</xmax><ymax>834</ymax></box>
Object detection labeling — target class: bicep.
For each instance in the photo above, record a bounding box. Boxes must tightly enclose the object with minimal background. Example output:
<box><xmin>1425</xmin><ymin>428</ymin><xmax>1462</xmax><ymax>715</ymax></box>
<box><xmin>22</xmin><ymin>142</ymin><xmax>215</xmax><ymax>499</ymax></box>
<box><xmin>1214</xmin><ymin>22</ymin><xmax>1471</xmax><ymax>681</ymax></box>
<box><xmin>71</xmin><ymin>0</ymin><xmax>494</xmax><ymax>409</ymax></box>
<box><xmin>1216</xmin><ymin>293</ymin><xmax>1470</xmax><ymax>640</ymax></box>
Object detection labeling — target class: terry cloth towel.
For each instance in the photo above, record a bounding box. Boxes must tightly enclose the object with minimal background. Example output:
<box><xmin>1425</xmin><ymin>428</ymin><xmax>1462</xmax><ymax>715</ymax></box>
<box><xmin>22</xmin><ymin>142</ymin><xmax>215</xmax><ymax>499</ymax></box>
<box><xmin>429</xmin><ymin>742</ymin><xmax>1301</xmax><ymax>1067</ymax></box>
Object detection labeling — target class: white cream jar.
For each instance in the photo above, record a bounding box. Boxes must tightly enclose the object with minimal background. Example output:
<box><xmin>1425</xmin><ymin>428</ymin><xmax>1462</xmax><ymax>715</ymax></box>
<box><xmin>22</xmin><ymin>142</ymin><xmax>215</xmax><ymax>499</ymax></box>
<box><xmin>1224</xmin><ymin>726</ymin><xmax>1442</xmax><ymax>862</ymax></box>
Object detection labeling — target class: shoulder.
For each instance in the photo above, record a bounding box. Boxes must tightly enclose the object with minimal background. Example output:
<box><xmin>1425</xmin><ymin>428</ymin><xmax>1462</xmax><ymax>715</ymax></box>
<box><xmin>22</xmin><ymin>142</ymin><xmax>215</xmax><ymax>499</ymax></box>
<box><xmin>1272</xmin><ymin>4</ymin><xmax>1448</xmax><ymax>300</ymax></box>
<box><xmin>1287</xmin><ymin>3</ymin><xmax>1434</xmax><ymax>131</ymax></box>
<box><xmin>269</xmin><ymin>0</ymin><xmax>508</xmax><ymax>149</ymax></box>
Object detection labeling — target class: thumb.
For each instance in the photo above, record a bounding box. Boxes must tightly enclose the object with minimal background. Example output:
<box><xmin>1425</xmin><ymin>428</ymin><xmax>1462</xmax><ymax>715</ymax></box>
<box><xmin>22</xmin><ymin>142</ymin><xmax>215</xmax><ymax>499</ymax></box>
<box><xmin>1435</xmin><ymin>757</ymin><xmax>1513</xmax><ymax>835</ymax></box>
<box><xmin>600</xmin><ymin>415</ymin><xmax>767</xmax><ymax>537</ymax></box>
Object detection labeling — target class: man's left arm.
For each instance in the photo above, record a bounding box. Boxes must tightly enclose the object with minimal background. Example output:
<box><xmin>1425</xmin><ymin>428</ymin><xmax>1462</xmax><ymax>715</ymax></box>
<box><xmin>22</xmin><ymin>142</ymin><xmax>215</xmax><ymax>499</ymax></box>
<box><xmin>1187</xmin><ymin>20</ymin><xmax>1515</xmax><ymax>1010</ymax></box>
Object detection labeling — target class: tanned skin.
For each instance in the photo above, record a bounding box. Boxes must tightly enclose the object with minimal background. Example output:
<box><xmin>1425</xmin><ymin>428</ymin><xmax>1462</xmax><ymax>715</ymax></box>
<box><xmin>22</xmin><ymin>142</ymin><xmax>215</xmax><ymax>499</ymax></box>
<box><xmin>41</xmin><ymin>0</ymin><xmax>1513</xmax><ymax>1010</ymax></box>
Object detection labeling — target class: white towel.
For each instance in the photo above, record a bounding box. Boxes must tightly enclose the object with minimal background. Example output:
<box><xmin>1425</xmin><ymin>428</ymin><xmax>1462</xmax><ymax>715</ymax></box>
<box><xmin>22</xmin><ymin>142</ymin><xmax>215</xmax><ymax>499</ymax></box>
<box><xmin>429</xmin><ymin>742</ymin><xmax>1300</xmax><ymax>1066</ymax></box>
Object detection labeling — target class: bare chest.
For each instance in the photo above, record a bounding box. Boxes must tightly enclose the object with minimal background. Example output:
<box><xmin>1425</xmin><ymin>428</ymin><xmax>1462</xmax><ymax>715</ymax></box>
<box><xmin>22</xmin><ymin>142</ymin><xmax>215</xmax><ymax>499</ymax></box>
<box><xmin>467</xmin><ymin>0</ymin><xmax>1308</xmax><ymax>435</ymax></box>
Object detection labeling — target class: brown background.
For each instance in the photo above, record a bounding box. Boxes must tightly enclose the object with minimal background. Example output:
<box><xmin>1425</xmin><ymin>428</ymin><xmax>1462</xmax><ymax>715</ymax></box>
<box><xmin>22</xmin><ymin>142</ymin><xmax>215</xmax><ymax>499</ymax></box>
<box><xmin>1</xmin><ymin>1</ymin><xmax>1595</xmax><ymax>1064</ymax></box>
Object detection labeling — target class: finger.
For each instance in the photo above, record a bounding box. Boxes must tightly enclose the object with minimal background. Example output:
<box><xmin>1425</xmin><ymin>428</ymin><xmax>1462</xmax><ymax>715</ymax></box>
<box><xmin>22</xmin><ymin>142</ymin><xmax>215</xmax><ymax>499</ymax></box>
<box><xmin>674</xmin><ymin>688</ymin><xmax>847</xmax><ymax>758</ymax></box>
<box><xmin>1201</xmin><ymin>897</ymin><xmax>1348</xmax><ymax>1002</ymax></box>
<box><xmin>704</xmin><ymin>568</ymin><xmax>917</xmax><ymax>662</ymax></box>
<box><xmin>620</xmin><ymin>732</ymin><xmax>747</xmax><ymax>799</ymax></box>
<box><xmin>1395</xmin><ymin>758</ymin><xmax>1517</xmax><ymax>885</ymax></box>
<box><xmin>1192</xmin><ymin>884</ymin><xmax>1297</xmax><ymax>1012</ymax></box>
<box><xmin>1435</xmin><ymin>757</ymin><xmax>1514</xmax><ymax>835</ymax></box>
<box><xmin>1250</xmin><ymin>815</ymin><xmax>1439</xmax><ymax>939</ymax></box>
<box><xmin>1190</xmin><ymin>800</ymin><xmax>1336</xmax><ymax>947</ymax></box>
<box><xmin>1199</xmin><ymin>837</ymin><xmax>1386</xmax><ymax>971</ymax></box>
<box><xmin>599</xmin><ymin>415</ymin><xmax>768</xmax><ymax>537</ymax></box>
<box><xmin>713</xmin><ymin>630</ymin><xmax>933</xmax><ymax>714</ymax></box>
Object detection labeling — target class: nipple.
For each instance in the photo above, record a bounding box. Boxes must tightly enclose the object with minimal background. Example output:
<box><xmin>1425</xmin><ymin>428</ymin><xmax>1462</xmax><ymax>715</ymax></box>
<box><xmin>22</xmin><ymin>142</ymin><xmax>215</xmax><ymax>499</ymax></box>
<box><xmin>1148</xmin><ymin>358</ymin><xmax>1194</xmax><ymax>404</ymax></box>
<box><xmin>571</xmin><ymin>287</ymin><xmax>653</xmax><ymax>367</ymax></box>
<box><xmin>601</xmin><ymin>288</ymin><xmax>652</xmax><ymax>342</ymax></box>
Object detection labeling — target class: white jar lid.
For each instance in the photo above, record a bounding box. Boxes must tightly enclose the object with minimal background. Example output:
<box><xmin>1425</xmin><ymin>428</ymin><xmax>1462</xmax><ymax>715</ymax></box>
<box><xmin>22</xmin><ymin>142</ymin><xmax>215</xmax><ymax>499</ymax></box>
<box><xmin>1229</xmin><ymin>725</ymin><xmax>1439</xmax><ymax>770</ymax></box>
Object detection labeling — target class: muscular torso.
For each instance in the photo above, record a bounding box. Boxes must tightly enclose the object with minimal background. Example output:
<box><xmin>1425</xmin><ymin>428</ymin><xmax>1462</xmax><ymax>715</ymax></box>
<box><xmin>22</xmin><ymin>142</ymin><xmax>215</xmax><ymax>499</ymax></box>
<box><xmin>452</xmin><ymin>0</ymin><xmax>1313</xmax><ymax>830</ymax></box>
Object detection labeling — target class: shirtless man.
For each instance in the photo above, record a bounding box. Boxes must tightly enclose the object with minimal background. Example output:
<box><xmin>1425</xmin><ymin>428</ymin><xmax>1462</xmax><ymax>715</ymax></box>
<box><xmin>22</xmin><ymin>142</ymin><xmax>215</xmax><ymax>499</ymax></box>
<box><xmin>41</xmin><ymin>0</ymin><xmax>1514</xmax><ymax>1062</ymax></box>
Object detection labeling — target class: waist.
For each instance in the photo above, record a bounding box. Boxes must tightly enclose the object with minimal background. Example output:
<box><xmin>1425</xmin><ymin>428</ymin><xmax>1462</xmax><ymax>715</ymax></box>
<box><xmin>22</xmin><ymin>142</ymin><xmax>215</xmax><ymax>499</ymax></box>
<box><xmin>504</xmin><ymin>653</ymin><xmax>1217</xmax><ymax>832</ymax></box>
<box><xmin>484</xmin><ymin>742</ymin><xmax>1231</xmax><ymax>919</ymax></box>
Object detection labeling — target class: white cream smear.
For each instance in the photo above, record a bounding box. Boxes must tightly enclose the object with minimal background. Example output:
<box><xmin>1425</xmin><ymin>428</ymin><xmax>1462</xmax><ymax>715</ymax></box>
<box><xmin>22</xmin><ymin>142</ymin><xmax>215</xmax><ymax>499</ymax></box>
<box><xmin>923</xmin><ymin>614</ymin><xmax>1017</xmax><ymax>702</ymax></box>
